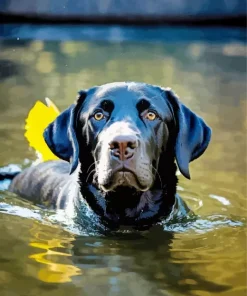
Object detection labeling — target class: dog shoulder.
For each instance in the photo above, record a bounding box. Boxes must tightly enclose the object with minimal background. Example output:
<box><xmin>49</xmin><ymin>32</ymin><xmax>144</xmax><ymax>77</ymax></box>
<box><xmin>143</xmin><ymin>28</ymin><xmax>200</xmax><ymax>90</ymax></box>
<box><xmin>10</xmin><ymin>160</ymin><xmax>71</xmax><ymax>206</ymax></box>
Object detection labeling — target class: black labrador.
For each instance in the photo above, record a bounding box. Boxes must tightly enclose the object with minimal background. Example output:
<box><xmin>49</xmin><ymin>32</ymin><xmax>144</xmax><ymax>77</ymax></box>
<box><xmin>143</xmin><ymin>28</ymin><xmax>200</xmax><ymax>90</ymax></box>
<box><xmin>8</xmin><ymin>82</ymin><xmax>211</xmax><ymax>230</ymax></box>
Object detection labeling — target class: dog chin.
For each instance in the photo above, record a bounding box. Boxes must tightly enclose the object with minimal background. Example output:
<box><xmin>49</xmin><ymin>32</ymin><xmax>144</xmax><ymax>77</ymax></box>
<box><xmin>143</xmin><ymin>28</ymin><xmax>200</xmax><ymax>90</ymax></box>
<box><xmin>99</xmin><ymin>171</ymin><xmax>149</xmax><ymax>192</ymax></box>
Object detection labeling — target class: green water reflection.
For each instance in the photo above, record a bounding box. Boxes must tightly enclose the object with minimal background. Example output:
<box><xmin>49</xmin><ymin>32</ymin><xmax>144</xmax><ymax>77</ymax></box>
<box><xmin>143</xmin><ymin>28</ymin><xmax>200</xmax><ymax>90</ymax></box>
<box><xmin>0</xmin><ymin>34</ymin><xmax>246</xmax><ymax>296</ymax></box>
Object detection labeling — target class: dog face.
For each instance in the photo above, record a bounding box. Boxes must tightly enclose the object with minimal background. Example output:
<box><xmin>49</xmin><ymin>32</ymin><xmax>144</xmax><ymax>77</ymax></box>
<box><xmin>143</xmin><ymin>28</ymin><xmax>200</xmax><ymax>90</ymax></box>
<box><xmin>79</xmin><ymin>83</ymin><xmax>173</xmax><ymax>191</ymax></box>
<box><xmin>44</xmin><ymin>82</ymin><xmax>211</xmax><ymax>192</ymax></box>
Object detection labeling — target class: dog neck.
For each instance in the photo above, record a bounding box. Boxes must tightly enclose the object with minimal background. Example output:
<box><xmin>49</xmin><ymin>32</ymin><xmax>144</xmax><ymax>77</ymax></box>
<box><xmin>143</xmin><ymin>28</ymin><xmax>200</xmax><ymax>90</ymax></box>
<box><xmin>77</xmin><ymin>157</ymin><xmax>178</xmax><ymax>230</ymax></box>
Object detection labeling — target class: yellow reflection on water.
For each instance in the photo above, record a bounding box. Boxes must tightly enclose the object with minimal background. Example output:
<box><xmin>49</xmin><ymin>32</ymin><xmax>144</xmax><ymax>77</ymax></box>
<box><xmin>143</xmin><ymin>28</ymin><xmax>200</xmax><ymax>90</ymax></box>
<box><xmin>30</xmin><ymin>40</ymin><xmax>44</xmax><ymax>52</ymax></box>
<box><xmin>36</xmin><ymin>52</ymin><xmax>55</xmax><ymax>74</ymax></box>
<box><xmin>29</xmin><ymin>225</ymin><xmax>81</xmax><ymax>283</ymax></box>
<box><xmin>60</xmin><ymin>41</ymin><xmax>89</xmax><ymax>56</ymax></box>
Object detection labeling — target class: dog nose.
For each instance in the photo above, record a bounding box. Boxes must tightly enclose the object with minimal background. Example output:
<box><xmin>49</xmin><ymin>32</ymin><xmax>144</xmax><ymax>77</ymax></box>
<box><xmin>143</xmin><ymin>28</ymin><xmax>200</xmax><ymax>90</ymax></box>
<box><xmin>109</xmin><ymin>135</ymin><xmax>137</xmax><ymax>161</ymax></box>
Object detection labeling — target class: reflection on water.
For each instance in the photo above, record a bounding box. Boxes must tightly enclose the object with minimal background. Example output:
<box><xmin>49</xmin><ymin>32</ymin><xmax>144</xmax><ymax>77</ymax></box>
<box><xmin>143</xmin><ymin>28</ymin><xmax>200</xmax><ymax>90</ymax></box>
<box><xmin>0</xmin><ymin>25</ymin><xmax>246</xmax><ymax>296</ymax></box>
<box><xmin>29</xmin><ymin>224</ymin><xmax>81</xmax><ymax>283</ymax></box>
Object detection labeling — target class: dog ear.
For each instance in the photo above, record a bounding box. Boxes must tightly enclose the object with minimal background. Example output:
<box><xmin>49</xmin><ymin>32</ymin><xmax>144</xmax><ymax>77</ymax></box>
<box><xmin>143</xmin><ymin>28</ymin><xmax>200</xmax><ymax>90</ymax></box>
<box><xmin>165</xmin><ymin>88</ymin><xmax>211</xmax><ymax>179</ymax></box>
<box><xmin>43</xmin><ymin>91</ymin><xmax>87</xmax><ymax>174</ymax></box>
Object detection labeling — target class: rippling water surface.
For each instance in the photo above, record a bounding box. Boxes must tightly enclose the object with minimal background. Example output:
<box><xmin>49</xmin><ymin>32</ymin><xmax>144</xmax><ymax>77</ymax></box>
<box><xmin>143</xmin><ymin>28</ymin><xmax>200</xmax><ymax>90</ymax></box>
<box><xmin>0</xmin><ymin>25</ymin><xmax>246</xmax><ymax>296</ymax></box>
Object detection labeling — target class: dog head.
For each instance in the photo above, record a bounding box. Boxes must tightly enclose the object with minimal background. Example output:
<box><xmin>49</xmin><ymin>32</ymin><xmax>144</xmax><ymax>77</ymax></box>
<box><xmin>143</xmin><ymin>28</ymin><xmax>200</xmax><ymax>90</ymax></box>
<box><xmin>44</xmin><ymin>82</ymin><xmax>211</xmax><ymax>192</ymax></box>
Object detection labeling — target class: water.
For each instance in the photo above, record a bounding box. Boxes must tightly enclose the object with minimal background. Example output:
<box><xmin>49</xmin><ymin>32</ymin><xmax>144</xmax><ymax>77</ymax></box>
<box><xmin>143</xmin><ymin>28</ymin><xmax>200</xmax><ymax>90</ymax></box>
<box><xmin>0</xmin><ymin>25</ymin><xmax>246</xmax><ymax>296</ymax></box>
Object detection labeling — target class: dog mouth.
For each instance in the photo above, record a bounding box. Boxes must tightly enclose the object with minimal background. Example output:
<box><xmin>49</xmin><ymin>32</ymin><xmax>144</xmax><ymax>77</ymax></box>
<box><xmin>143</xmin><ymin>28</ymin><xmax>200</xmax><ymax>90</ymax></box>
<box><xmin>98</xmin><ymin>166</ymin><xmax>148</xmax><ymax>192</ymax></box>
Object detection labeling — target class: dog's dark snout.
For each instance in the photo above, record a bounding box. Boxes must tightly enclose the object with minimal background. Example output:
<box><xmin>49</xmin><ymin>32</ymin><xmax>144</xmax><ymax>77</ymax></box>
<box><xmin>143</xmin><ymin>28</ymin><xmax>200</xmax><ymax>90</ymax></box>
<box><xmin>109</xmin><ymin>135</ymin><xmax>137</xmax><ymax>161</ymax></box>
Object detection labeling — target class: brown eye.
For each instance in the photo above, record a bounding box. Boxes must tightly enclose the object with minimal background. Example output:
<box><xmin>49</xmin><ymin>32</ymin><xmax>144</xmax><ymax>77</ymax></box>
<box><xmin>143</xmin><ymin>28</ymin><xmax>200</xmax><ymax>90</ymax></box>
<box><xmin>94</xmin><ymin>112</ymin><xmax>104</xmax><ymax>121</ymax></box>
<box><xmin>145</xmin><ymin>111</ymin><xmax>157</xmax><ymax>121</ymax></box>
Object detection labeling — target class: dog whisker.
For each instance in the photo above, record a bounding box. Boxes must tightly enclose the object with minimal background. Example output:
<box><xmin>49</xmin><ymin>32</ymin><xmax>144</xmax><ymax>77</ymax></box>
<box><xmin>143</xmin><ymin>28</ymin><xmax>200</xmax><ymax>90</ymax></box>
<box><xmin>86</xmin><ymin>160</ymin><xmax>100</xmax><ymax>173</ymax></box>
<box><xmin>150</xmin><ymin>165</ymin><xmax>163</xmax><ymax>189</ymax></box>
<box><xmin>86</xmin><ymin>169</ymin><xmax>96</xmax><ymax>183</ymax></box>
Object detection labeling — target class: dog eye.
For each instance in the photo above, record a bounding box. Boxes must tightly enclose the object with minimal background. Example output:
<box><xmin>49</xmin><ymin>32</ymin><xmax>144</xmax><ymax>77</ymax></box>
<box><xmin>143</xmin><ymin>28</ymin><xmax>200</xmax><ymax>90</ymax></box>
<box><xmin>94</xmin><ymin>112</ymin><xmax>105</xmax><ymax>121</ymax></box>
<box><xmin>145</xmin><ymin>111</ymin><xmax>157</xmax><ymax>121</ymax></box>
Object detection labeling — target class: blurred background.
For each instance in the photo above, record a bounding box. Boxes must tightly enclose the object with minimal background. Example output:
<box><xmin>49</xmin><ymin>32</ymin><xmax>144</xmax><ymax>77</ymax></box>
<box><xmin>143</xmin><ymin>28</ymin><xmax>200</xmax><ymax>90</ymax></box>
<box><xmin>0</xmin><ymin>1</ymin><xmax>246</xmax><ymax>296</ymax></box>
<box><xmin>0</xmin><ymin>0</ymin><xmax>246</xmax><ymax>25</ymax></box>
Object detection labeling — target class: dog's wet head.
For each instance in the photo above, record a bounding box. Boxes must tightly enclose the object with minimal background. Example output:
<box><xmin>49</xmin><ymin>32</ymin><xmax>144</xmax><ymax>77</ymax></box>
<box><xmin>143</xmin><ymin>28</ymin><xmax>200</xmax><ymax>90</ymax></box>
<box><xmin>80</xmin><ymin>83</ymin><xmax>172</xmax><ymax>192</ymax></box>
<box><xmin>44</xmin><ymin>82</ymin><xmax>211</xmax><ymax>194</ymax></box>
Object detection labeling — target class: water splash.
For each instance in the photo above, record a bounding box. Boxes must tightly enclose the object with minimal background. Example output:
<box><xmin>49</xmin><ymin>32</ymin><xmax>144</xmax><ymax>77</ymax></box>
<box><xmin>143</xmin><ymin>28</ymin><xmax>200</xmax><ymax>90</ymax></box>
<box><xmin>162</xmin><ymin>214</ymin><xmax>245</xmax><ymax>234</ymax></box>
<box><xmin>0</xmin><ymin>192</ymin><xmax>245</xmax><ymax>237</ymax></box>
<box><xmin>0</xmin><ymin>171</ymin><xmax>245</xmax><ymax>237</ymax></box>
